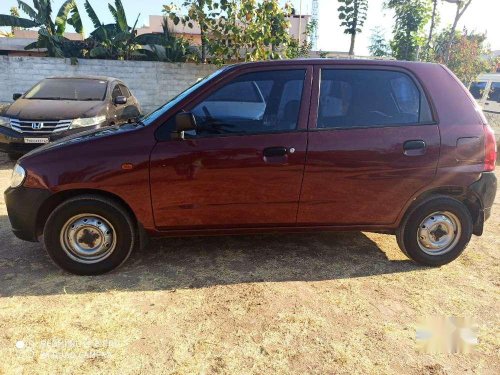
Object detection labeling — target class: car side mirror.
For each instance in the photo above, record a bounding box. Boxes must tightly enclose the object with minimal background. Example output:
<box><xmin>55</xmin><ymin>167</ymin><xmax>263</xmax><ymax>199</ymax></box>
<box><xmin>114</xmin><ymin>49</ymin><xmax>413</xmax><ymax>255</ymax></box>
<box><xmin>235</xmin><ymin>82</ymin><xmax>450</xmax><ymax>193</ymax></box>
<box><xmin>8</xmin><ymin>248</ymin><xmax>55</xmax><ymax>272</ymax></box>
<box><xmin>13</xmin><ymin>93</ymin><xmax>22</xmax><ymax>101</ymax></box>
<box><xmin>114</xmin><ymin>96</ymin><xmax>127</xmax><ymax>105</ymax></box>
<box><xmin>174</xmin><ymin>112</ymin><xmax>197</xmax><ymax>140</ymax></box>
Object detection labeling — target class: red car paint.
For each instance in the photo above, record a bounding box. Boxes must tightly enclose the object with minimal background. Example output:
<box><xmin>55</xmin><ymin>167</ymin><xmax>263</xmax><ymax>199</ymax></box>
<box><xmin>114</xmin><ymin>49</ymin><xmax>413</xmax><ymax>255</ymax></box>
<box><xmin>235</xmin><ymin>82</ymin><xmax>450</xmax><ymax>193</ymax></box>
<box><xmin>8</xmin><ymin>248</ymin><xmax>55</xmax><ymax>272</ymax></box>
<box><xmin>17</xmin><ymin>59</ymin><xmax>493</xmax><ymax>238</ymax></box>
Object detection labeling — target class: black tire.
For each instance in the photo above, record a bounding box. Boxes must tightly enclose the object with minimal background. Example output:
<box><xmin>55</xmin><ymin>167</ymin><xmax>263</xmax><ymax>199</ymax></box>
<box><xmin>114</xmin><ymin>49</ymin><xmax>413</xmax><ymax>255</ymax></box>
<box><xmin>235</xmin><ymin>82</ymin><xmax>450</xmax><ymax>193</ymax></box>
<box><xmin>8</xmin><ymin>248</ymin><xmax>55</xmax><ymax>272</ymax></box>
<box><xmin>43</xmin><ymin>195</ymin><xmax>136</xmax><ymax>275</ymax></box>
<box><xmin>396</xmin><ymin>196</ymin><xmax>473</xmax><ymax>267</ymax></box>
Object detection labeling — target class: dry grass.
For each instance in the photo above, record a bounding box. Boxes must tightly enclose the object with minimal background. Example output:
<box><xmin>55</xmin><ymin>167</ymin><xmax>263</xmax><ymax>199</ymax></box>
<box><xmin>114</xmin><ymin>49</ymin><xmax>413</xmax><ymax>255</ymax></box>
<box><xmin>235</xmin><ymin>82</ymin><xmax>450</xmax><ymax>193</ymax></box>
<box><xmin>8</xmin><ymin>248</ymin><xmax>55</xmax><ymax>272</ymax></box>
<box><xmin>0</xmin><ymin>153</ymin><xmax>498</xmax><ymax>374</ymax></box>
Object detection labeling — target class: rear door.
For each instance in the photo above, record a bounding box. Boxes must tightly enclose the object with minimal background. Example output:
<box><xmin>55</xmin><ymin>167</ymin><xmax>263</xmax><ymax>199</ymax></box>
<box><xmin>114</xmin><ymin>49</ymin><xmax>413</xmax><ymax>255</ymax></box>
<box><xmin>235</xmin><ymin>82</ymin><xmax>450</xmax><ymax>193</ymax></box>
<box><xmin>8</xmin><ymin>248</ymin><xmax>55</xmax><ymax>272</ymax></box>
<box><xmin>150</xmin><ymin>65</ymin><xmax>312</xmax><ymax>229</ymax></box>
<box><xmin>298</xmin><ymin>65</ymin><xmax>440</xmax><ymax>225</ymax></box>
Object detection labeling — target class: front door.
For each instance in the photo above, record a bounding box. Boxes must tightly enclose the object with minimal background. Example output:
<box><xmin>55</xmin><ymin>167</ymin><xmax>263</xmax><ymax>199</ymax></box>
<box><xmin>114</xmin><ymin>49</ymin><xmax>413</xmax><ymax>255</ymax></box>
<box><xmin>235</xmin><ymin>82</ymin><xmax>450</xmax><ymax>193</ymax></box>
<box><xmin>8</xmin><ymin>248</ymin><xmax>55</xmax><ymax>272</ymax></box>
<box><xmin>298</xmin><ymin>66</ymin><xmax>441</xmax><ymax>225</ymax></box>
<box><xmin>150</xmin><ymin>67</ymin><xmax>312</xmax><ymax>229</ymax></box>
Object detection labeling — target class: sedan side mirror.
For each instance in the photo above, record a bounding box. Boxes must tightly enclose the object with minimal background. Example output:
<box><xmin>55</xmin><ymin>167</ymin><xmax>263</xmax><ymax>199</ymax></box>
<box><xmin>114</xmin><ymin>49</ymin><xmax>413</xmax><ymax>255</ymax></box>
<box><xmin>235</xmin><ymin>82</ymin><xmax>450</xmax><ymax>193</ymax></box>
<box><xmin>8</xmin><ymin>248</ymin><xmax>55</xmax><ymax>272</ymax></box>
<box><xmin>174</xmin><ymin>112</ymin><xmax>197</xmax><ymax>140</ymax></box>
<box><xmin>114</xmin><ymin>96</ymin><xmax>127</xmax><ymax>105</ymax></box>
<box><xmin>13</xmin><ymin>93</ymin><xmax>22</xmax><ymax>101</ymax></box>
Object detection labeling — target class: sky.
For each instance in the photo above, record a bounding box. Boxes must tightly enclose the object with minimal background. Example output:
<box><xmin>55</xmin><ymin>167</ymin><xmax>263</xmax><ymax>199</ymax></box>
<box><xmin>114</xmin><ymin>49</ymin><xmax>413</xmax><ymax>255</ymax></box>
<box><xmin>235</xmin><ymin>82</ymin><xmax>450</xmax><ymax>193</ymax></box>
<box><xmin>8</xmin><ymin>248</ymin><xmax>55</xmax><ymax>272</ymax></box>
<box><xmin>0</xmin><ymin>0</ymin><xmax>499</xmax><ymax>55</ymax></box>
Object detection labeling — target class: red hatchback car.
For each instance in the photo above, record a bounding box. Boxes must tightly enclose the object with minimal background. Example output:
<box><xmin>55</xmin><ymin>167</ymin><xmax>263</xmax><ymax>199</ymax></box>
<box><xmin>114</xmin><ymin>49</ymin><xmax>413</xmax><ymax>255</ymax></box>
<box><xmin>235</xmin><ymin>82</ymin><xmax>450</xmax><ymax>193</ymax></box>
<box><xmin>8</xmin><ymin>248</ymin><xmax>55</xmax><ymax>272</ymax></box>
<box><xmin>5</xmin><ymin>60</ymin><xmax>497</xmax><ymax>275</ymax></box>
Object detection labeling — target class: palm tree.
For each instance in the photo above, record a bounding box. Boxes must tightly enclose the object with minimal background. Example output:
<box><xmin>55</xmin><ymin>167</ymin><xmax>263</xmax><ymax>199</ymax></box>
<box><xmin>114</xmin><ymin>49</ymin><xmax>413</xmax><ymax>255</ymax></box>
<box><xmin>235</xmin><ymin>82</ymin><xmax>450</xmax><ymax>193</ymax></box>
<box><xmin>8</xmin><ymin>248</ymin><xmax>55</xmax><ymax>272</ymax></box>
<box><xmin>0</xmin><ymin>0</ymin><xmax>83</xmax><ymax>57</ymax></box>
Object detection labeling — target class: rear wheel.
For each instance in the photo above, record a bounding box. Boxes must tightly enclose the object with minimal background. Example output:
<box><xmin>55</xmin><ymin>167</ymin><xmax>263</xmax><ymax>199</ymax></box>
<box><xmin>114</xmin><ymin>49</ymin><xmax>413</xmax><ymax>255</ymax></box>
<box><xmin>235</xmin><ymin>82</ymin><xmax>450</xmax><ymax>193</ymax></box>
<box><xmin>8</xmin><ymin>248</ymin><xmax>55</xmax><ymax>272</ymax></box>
<box><xmin>396</xmin><ymin>196</ymin><xmax>473</xmax><ymax>266</ymax></box>
<box><xmin>43</xmin><ymin>195</ymin><xmax>136</xmax><ymax>275</ymax></box>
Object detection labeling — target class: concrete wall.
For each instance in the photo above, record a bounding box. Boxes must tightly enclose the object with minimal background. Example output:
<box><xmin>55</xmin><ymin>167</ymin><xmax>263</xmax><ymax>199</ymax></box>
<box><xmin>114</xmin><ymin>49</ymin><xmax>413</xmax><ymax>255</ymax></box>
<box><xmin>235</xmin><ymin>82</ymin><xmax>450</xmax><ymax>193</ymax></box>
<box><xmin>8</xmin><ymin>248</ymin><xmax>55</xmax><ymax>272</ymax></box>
<box><xmin>0</xmin><ymin>56</ymin><xmax>217</xmax><ymax>114</ymax></box>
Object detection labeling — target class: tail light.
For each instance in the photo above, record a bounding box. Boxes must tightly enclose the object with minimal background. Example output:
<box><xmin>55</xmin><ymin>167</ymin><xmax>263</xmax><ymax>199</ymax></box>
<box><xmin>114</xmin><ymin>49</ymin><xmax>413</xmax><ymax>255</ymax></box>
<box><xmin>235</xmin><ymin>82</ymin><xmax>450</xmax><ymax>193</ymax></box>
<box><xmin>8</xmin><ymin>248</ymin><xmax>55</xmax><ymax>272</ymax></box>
<box><xmin>484</xmin><ymin>124</ymin><xmax>497</xmax><ymax>172</ymax></box>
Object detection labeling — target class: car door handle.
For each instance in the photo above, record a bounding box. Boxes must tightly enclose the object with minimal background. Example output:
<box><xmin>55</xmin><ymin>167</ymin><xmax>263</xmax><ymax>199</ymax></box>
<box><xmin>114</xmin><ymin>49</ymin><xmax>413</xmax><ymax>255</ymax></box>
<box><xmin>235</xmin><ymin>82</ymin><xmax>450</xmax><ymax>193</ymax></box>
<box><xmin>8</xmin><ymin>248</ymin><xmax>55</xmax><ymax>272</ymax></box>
<box><xmin>263</xmin><ymin>147</ymin><xmax>289</xmax><ymax>157</ymax></box>
<box><xmin>403</xmin><ymin>140</ymin><xmax>426</xmax><ymax>156</ymax></box>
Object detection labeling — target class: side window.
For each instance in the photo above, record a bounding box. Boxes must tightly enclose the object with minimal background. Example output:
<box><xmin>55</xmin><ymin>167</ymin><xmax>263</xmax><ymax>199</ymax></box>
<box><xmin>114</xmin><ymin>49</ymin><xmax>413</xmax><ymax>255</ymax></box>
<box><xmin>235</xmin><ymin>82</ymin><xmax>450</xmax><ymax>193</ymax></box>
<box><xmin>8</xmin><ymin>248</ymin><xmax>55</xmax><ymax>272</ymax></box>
<box><xmin>112</xmin><ymin>85</ymin><xmax>123</xmax><ymax>100</ymax></box>
<box><xmin>469</xmin><ymin>81</ymin><xmax>487</xmax><ymax>100</ymax></box>
<box><xmin>207</xmin><ymin>81</ymin><xmax>262</xmax><ymax>103</ymax></box>
<box><xmin>119</xmin><ymin>84</ymin><xmax>131</xmax><ymax>98</ymax></box>
<box><xmin>390</xmin><ymin>76</ymin><xmax>420</xmax><ymax>115</ymax></box>
<box><xmin>318</xmin><ymin>69</ymin><xmax>431</xmax><ymax>129</ymax></box>
<box><xmin>190</xmin><ymin>69</ymin><xmax>305</xmax><ymax>137</ymax></box>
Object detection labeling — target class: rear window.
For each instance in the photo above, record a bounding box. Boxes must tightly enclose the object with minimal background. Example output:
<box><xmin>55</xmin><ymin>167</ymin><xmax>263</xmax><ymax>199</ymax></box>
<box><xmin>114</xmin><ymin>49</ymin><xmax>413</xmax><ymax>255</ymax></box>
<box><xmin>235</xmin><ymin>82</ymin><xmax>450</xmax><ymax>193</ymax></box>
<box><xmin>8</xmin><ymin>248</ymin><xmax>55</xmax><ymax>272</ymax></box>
<box><xmin>25</xmin><ymin>78</ymin><xmax>108</xmax><ymax>101</ymax></box>
<box><xmin>318</xmin><ymin>69</ymin><xmax>433</xmax><ymax>129</ymax></box>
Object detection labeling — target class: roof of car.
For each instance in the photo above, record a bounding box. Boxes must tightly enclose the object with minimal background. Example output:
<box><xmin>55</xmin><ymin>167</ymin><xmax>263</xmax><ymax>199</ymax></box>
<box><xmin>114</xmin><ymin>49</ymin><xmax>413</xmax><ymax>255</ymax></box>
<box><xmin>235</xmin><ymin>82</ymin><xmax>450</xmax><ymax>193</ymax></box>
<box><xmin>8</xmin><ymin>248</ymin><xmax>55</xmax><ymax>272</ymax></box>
<box><xmin>227</xmin><ymin>58</ymin><xmax>442</xmax><ymax>69</ymax></box>
<box><xmin>45</xmin><ymin>76</ymin><xmax>122</xmax><ymax>82</ymax></box>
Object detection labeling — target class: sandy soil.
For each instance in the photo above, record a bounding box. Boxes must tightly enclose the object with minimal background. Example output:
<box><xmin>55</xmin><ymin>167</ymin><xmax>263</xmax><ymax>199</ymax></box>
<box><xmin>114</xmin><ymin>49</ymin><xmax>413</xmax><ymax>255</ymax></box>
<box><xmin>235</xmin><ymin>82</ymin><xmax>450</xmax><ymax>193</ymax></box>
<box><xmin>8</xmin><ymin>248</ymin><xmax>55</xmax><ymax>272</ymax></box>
<box><xmin>0</xmin><ymin>153</ymin><xmax>498</xmax><ymax>374</ymax></box>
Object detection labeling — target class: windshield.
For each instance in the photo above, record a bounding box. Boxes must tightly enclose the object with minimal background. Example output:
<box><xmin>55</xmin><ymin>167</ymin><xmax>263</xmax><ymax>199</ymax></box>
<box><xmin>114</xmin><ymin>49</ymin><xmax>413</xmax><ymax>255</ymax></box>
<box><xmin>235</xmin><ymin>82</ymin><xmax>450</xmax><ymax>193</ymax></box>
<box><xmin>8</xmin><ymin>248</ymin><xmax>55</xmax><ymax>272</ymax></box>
<box><xmin>140</xmin><ymin>67</ymin><xmax>228</xmax><ymax>126</ymax></box>
<box><xmin>25</xmin><ymin>78</ymin><xmax>108</xmax><ymax>101</ymax></box>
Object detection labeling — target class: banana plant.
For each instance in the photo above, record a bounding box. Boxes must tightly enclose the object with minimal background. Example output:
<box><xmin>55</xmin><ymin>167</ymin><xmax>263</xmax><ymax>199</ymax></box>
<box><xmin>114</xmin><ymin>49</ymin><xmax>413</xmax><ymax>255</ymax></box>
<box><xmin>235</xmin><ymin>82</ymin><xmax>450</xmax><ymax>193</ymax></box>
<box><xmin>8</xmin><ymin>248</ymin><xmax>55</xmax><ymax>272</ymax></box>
<box><xmin>0</xmin><ymin>0</ymin><xmax>83</xmax><ymax>57</ymax></box>
<box><xmin>84</xmin><ymin>0</ymin><xmax>142</xmax><ymax>60</ymax></box>
<box><xmin>135</xmin><ymin>17</ymin><xmax>196</xmax><ymax>62</ymax></box>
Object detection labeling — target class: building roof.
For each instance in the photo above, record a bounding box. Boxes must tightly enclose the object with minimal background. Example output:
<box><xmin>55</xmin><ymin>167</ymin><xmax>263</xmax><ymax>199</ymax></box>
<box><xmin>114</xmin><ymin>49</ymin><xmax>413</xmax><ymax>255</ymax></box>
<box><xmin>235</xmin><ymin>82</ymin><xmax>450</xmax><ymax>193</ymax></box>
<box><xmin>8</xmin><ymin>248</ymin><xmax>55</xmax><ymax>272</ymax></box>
<box><xmin>0</xmin><ymin>37</ymin><xmax>39</xmax><ymax>52</ymax></box>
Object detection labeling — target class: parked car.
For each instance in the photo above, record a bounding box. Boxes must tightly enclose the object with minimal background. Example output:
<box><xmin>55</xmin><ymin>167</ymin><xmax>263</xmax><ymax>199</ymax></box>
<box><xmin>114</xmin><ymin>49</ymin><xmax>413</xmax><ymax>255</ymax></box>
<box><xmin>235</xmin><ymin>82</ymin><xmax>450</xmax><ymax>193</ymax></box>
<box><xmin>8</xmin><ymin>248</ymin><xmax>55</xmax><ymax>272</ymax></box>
<box><xmin>4</xmin><ymin>60</ymin><xmax>497</xmax><ymax>275</ymax></box>
<box><xmin>0</xmin><ymin>76</ymin><xmax>142</xmax><ymax>159</ymax></box>
<box><xmin>470</xmin><ymin>73</ymin><xmax>500</xmax><ymax>114</ymax></box>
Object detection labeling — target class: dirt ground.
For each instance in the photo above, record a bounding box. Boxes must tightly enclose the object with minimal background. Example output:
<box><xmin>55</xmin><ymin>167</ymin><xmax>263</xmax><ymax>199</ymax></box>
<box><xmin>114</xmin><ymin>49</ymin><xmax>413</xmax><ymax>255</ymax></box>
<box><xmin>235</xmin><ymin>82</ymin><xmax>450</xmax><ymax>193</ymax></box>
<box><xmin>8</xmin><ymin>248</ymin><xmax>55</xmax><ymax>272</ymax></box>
<box><xmin>0</xmin><ymin>153</ymin><xmax>498</xmax><ymax>375</ymax></box>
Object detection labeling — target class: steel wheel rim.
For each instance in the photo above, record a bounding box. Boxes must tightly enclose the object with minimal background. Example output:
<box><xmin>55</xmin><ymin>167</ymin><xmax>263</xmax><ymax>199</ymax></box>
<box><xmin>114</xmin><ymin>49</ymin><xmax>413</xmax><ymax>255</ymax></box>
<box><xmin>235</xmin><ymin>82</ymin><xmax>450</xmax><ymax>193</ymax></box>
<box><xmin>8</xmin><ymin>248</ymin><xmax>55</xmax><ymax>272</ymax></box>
<box><xmin>60</xmin><ymin>214</ymin><xmax>116</xmax><ymax>264</ymax></box>
<box><xmin>417</xmin><ymin>211</ymin><xmax>461</xmax><ymax>256</ymax></box>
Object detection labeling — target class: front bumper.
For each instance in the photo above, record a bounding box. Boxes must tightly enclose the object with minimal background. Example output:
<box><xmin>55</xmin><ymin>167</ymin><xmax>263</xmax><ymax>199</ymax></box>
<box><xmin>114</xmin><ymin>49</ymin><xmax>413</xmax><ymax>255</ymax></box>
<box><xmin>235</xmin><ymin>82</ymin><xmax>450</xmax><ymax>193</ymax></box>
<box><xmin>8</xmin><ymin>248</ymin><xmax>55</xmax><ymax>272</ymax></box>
<box><xmin>469</xmin><ymin>172</ymin><xmax>497</xmax><ymax>235</ymax></box>
<box><xmin>4</xmin><ymin>186</ymin><xmax>52</xmax><ymax>242</ymax></box>
<box><xmin>0</xmin><ymin>125</ymin><xmax>99</xmax><ymax>155</ymax></box>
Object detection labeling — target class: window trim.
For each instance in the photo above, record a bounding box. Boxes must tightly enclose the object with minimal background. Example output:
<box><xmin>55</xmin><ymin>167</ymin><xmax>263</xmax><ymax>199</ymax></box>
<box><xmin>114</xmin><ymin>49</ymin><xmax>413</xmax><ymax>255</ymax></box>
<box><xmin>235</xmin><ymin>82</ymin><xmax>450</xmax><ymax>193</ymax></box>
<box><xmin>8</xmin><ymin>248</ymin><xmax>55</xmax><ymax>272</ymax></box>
<box><xmin>155</xmin><ymin>65</ymin><xmax>313</xmax><ymax>141</ymax></box>
<box><xmin>309</xmin><ymin>65</ymin><xmax>438</xmax><ymax>132</ymax></box>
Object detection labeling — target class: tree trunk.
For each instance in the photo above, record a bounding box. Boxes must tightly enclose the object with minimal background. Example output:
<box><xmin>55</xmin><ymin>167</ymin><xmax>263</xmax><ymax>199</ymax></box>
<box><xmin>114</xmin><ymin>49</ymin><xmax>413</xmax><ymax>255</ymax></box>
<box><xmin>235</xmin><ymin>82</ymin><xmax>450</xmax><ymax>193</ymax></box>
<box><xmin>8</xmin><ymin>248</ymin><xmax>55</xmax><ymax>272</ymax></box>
<box><xmin>349</xmin><ymin>33</ymin><xmax>356</xmax><ymax>55</ymax></box>
<box><xmin>200</xmin><ymin>26</ymin><xmax>206</xmax><ymax>63</ymax></box>
<box><xmin>445</xmin><ymin>0</ymin><xmax>472</xmax><ymax>64</ymax></box>
<box><xmin>425</xmin><ymin>0</ymin><xmax>438</xmax><ymax>59</ymax></box>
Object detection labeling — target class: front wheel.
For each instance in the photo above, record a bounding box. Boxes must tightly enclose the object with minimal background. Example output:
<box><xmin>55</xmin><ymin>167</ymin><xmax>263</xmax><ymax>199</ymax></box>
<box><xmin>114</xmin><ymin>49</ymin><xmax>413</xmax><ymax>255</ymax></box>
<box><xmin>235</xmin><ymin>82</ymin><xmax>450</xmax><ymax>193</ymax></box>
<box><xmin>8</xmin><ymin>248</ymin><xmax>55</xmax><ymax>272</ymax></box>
<box><xmin>43</xmin><ymin>195</ymin><xmax>136</xmax><ymax>275</ymax></box>
<box><xmin>396</xmin><ymin>196</ymin><xmax>473</xmax><ymax>267</ymax></box>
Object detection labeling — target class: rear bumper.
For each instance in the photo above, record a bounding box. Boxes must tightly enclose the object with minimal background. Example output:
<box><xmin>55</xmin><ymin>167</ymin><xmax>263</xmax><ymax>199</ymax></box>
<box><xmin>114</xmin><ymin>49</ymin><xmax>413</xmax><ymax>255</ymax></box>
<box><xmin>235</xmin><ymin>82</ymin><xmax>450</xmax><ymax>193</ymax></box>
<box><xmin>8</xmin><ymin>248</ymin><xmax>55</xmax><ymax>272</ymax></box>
<box><xmin>469</xmin><ymin>172</ymin><xmax>497</xmax><ymax>235</ymax></box>
<box><xmin>4</xmin><ymin>186</ymin><xmax>52</xmax><ymax>242</ymax></box>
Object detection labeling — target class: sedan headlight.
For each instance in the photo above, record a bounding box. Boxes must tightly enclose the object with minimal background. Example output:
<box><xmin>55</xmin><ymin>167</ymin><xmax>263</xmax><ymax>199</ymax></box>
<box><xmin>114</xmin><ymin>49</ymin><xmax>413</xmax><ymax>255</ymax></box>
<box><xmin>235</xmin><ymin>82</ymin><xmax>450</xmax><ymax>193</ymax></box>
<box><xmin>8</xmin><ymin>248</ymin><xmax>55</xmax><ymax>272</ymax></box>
<box><xmin>0</xmin><ymin>116</ymin><xmax>11</xmax><ymax>129</ymax></box>
<box><xmin>71</xmin><ymin>115</ymin><xmax>107</xmax><ymax>129</ymax></box>
<box><xmin>10</xmin><ymin>164</ymin><xmax>26</xmax><ymax>188</ymax></box>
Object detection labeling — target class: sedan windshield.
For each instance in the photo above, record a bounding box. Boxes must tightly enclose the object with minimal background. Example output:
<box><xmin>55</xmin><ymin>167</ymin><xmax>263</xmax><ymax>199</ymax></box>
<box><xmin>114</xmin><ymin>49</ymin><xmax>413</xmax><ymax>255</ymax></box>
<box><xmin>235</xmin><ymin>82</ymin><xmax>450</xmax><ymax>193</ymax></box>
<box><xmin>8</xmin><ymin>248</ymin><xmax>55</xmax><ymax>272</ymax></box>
<box><xmin>25</xmin><ymin>78</ymin><xmax>108</xmax><ymax>101</ymax></box>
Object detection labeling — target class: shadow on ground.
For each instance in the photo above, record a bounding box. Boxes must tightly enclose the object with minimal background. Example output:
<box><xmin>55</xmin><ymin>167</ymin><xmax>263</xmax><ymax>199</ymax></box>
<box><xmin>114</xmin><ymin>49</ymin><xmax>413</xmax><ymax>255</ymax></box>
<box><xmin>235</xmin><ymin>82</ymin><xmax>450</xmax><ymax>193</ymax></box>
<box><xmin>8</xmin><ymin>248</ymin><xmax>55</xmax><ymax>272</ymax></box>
<box><xmin>0</xmin><ymin>215</ymin><xmax>422</xmax><ymax>297</ymax></box>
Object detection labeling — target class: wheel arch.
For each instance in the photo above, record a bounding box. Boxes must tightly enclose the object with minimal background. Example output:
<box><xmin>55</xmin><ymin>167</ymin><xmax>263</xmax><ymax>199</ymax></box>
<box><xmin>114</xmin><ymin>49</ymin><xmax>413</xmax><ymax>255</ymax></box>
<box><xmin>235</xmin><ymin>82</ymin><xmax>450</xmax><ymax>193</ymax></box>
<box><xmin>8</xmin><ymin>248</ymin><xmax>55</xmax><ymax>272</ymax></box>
<box><xmin>36</xmin><ymin>189</ymin><xmax>138</xmax><ymax>238</ymax></box>
<box><xmin>400</xmin><ymin>186</ymin><xmax>482</xmax><ymax>235</ymax></box>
